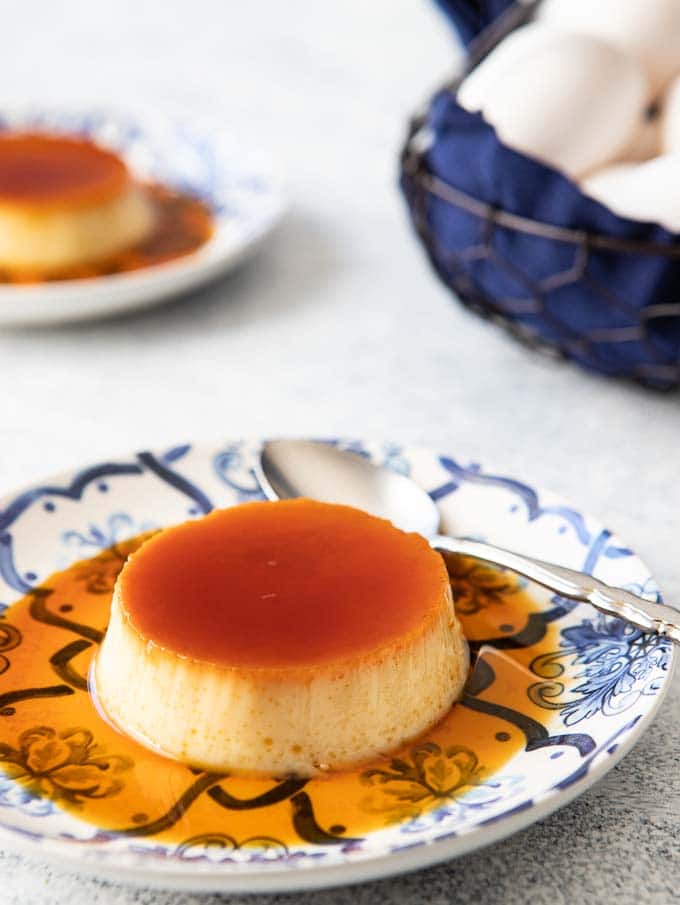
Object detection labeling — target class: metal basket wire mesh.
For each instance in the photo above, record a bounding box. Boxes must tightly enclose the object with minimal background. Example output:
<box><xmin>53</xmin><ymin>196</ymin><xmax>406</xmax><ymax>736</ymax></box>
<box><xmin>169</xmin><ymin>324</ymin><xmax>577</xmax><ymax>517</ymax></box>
<box><xmin>401</xmin><ymin>1</ymin><xmax>680</xmax><ymax>389</ymax></box>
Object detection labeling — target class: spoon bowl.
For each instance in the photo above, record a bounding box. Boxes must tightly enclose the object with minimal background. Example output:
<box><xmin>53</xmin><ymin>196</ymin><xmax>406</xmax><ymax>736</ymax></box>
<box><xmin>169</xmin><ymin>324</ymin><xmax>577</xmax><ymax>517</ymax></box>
<box><xmin>256</xmin><ymin>439</ymin><xmax>441</xmax><ymax>537</ymax></box>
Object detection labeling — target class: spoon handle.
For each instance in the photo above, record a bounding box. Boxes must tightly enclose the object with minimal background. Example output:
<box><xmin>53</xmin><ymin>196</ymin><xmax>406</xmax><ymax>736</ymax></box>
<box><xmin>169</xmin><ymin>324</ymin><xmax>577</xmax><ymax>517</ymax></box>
<box><xmin>432</xmin><ymin>534</ymin><xmax>680</xmax><ymax>645</ymax></box>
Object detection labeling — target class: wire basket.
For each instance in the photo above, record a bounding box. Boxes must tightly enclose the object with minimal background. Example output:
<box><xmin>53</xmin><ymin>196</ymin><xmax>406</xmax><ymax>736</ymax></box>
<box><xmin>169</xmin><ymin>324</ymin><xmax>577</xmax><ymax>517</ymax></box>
<box><xmin>401</xmin><ymin>0</ymin><xmax>680</xmax><ymax>388</ymax></box>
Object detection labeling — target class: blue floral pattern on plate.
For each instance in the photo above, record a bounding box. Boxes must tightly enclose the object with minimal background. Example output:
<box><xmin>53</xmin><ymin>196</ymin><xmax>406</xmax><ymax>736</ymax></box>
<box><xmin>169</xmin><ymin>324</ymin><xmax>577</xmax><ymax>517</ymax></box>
<box><xmin>530</xmin><ymin>614</ymin><xmax>671</xmax><ymax>726</ymax></box>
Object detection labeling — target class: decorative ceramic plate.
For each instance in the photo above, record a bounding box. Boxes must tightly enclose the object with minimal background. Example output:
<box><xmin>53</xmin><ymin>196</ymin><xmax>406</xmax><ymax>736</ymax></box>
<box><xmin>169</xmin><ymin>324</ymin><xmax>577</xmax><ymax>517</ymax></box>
<box><xmin>0</xmin><ymin>109</ymin><xmax>285</xmax><ymax>325</ymax></box>
<box><xmin>0</xmin><ymin>438</ymin><xmax>672</xmax><ymax>893</ymax></box>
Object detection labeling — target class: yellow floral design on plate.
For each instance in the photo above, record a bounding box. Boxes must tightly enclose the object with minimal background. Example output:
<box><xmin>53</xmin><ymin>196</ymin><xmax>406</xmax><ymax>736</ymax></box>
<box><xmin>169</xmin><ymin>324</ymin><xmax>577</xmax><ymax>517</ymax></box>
<box><xmin>360</xmin><ymin>742</ymin><xmax>483</xmax><ymax>822</ymax></box>
<box><xmin>0</xmin><ymin>726</ymin><xmax>132</xmax><ymax>806</ymax></box>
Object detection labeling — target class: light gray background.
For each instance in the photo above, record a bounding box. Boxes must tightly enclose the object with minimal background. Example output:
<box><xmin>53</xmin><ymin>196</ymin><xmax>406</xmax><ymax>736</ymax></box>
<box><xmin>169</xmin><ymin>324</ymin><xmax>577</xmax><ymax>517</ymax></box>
<box><xmin>0</xmin><ymin>1</ymin><xmax>678</xmax><ymax>902</ymax></box>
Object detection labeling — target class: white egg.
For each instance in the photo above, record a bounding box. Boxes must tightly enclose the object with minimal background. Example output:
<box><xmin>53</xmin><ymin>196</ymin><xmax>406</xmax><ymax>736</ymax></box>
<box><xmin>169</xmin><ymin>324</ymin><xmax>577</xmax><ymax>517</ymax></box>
<box><xmin>539</xmin><ymin>0</ymin><xmax>680</xmax><ymax>95</ymax></box>
<box><xmin>581</xmin><ymin>155</ymin><xmax>680</xmax><ymax>231</ymax></box>
<box><xmin>618</xmin><ymin>113</ymin><xmax>661</xmax><ymax>163</ymax></box>
<box><xmin>458</xmin><ymin>24</ymin><xmax>556</xmax><ymax>113</ymax></box>
<box><xmin>457</xmin><ymin>25</ymin><xmax>648</xmax><ymax>179</ymax></box>
<box><xmin>661</xmin><ymin>75</ymin><xmax>680</xmax><ymax>152</ymax></box>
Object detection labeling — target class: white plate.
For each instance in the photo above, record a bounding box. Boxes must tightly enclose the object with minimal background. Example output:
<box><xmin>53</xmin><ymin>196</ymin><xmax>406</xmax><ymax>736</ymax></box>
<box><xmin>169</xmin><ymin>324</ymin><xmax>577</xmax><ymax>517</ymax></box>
<box><xmin>0</xmin><ymin>108</ymin><xmax>285</xmax><ymax>325</ymax></box>
<box><xmin>0</xmin><ymin>438</ymin><xmax>673</xmax><ymax>892</ymax></box>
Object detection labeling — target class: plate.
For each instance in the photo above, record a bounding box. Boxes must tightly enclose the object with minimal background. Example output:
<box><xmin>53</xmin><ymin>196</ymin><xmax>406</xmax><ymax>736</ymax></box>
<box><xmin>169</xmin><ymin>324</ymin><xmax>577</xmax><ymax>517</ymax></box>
<box><xmin>0</xmin><ymin>438</ymin><xmax>672</xmax><ymax>892</ymax></box>
<box><xmin>0</xmin><ymin>108</ymin><xmax>285</xmax><ymax>325</ymax></box>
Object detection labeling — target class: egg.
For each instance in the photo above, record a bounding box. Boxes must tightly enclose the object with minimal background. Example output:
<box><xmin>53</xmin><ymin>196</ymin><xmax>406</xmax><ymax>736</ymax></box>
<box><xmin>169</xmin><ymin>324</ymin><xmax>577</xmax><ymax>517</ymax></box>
<box><xmin>618</xmin><ymin>112</ymin><xmax>661</xmax><ymax>163</ymax></box>
<box><xmin>581</xmin><ymin>154</ymin><xmax>680</xmax><ymax>231</ymax></box>
<box><xmin>661</xmin><ymin>75</ymin><xmax>680</xmax><ymax>152</ymax></box>
<box><xmin>539</xmin><ymin>0</ymin><xmax>680</xmax><ymax>96</ymax></box>
<box><xmin>457</xmin><ymin>25</ymin><xmax>648</xmax><ymax>179</ymax></box>
<box><xmin>457</xmin><ymin>24</ymin><xmax>556</xmax><ymax>113</ymax></box>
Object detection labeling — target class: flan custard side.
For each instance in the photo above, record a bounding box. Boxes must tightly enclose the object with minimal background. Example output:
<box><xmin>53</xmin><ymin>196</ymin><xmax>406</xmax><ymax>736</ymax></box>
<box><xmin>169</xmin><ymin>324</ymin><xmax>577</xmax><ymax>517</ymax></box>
<box><xmin>0</xmin><ymin>132</ymin><xmax>155</xmax><ymax>273</ymax></box>
<box><xmin>94</xmin><ymin>499</ymin><xmax>469</xmax><ymax>776</ymax></box>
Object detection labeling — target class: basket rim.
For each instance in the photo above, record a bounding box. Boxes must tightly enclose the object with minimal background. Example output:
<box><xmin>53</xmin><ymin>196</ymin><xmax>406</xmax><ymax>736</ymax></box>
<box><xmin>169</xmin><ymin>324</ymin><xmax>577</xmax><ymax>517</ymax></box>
<box><xmin>402</xmin><ymin>162</ymin><xmax>680</xmax><ymax>259</ymax></box>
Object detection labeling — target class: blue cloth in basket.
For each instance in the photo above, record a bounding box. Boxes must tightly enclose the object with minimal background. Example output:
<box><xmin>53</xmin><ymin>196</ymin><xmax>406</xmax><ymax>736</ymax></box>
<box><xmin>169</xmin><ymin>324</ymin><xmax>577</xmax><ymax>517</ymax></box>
<box><xmin>434</xmin><ymin>0</ymin><xmax>515</xmax><ymax>45</ymax></box>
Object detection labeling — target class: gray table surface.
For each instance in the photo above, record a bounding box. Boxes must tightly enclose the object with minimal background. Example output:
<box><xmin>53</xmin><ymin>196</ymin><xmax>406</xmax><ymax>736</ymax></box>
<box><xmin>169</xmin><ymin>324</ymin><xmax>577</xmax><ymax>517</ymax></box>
<box><xmin>1</xmin><ymin>1</ymin><xmax>679</xmax><ymax>902</ymax></box>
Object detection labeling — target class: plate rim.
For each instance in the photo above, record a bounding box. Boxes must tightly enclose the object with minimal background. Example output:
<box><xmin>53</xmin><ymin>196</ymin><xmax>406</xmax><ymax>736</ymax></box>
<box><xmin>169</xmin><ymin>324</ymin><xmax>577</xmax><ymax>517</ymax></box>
<box><xmin>0</xmin><ymin>437</ymin><xmax>673</xmax><ymax>892</ymax></box>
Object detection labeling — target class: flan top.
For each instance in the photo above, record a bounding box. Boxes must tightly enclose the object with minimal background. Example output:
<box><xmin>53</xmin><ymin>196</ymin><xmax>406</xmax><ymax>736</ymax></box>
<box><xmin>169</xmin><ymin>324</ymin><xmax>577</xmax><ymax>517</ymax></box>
<box><xmin>117</xmin><ymin>499</ymin><xmax>450</xmax><ymax>670</ymax></box>
<box><xmin>0</xmin><ymin>132</ymin><xmax>130</xmax><ymax>210</ymax></box>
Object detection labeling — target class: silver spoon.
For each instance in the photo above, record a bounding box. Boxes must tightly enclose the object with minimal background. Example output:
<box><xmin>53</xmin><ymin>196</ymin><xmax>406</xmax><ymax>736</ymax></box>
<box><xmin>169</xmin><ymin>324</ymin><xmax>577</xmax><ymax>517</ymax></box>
<box><xmin>256</xmin><ymin>439</ymin><xmax>680</xmax><ymax>645</ymax></box>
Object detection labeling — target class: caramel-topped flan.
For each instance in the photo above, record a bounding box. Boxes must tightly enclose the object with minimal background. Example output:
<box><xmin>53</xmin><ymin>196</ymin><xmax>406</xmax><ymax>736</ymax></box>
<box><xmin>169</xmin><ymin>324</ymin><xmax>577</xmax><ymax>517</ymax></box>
<box><xmin>0</xmin><ymin>132</ymin><xmax>154</xmax><ymax>273</ymax></box>
<box><xmin>93</xmin><ymin>499</ymin><xmax>469</xmax><ymax>776</ymax></box>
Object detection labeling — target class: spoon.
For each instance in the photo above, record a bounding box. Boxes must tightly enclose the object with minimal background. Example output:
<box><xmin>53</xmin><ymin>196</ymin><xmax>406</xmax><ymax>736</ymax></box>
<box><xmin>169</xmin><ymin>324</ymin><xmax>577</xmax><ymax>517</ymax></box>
<box><xmin>256</xmin><ymin>439</ymin><xmax>680</xmax><ymax>645</ymax></box>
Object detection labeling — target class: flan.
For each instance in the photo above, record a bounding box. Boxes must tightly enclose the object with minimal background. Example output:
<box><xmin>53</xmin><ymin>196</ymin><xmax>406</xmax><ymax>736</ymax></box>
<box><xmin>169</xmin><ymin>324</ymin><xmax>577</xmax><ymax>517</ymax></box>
<box><xmin>0</xmin><ymin>132</ymin><xmax>155</xmax><ymax>273</ymax></box>
<box><xmin>93</xmin><ymin>499</ymin><xmax>469</xmax><ymax>776</ymax></box>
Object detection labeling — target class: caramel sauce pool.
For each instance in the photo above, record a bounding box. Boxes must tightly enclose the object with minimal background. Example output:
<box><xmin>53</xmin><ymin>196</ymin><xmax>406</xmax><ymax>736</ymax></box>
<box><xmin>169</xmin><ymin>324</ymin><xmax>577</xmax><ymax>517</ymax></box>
<box><xmin>0</xmin><ymin>536</ymin><xmax>560</xmax><ymax>849</ymax></box>
<box><xmin>0</xmin><ymin>182</ymin><xmax>213</xmax><ymax>284</ymax></box>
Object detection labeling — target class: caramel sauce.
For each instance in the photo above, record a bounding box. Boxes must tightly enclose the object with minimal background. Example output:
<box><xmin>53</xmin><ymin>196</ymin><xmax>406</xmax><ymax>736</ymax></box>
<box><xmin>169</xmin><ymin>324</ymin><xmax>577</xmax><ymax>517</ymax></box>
<box><xmin>0</xmin><ymin>133</ymin><xmax>127</xmax><ymax>208</ymax></box>
<box><xmin>119</xmin><ymin>500</ymin><xmax>450</xmax><ymax>668</ymax></box>
<box><xmin>0</xmin><ymin>183</ymin><xmax>213</xmax><ymax>285</ymax></box>
<box><xmin>0</xmin><ymin>535</ymin><xmax>561</xmax><ymax>848</ymax></box>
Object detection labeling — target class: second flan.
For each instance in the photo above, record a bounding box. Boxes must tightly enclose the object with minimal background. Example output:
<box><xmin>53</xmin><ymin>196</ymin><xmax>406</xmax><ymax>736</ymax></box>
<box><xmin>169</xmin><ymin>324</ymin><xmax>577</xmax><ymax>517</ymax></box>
<box><xmin>93</xmin><ymin>499</ymin><xmax>469</xmax><ymax>776</ymax></box>
<box><xmin>0</xmin><ymin>132</ymin><xmax>155</xmax><ymax>274</ymax></box>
